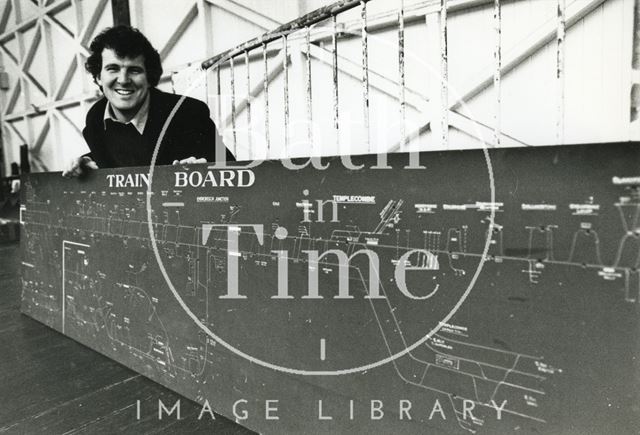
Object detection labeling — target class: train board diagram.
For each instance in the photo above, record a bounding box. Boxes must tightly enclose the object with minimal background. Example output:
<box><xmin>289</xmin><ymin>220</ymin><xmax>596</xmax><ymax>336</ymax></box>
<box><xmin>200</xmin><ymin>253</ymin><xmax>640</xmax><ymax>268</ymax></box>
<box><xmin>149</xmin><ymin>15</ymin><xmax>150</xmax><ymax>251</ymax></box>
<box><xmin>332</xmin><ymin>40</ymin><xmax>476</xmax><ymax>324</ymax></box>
<box><xmin>20</xmin><ymin>142</ymin><xmax>640</xmax><ymax>434</ymax></box>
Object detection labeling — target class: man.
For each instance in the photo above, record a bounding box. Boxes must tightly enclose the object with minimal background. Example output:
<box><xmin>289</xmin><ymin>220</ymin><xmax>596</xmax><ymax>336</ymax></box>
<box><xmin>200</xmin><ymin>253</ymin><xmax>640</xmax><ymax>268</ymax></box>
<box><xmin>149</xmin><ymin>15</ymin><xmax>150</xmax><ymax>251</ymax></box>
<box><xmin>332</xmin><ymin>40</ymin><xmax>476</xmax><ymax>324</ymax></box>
<box><xmin>63</xmin><ymin>26</ymin><xmax>233</xmax><ymax>177</ymax></box>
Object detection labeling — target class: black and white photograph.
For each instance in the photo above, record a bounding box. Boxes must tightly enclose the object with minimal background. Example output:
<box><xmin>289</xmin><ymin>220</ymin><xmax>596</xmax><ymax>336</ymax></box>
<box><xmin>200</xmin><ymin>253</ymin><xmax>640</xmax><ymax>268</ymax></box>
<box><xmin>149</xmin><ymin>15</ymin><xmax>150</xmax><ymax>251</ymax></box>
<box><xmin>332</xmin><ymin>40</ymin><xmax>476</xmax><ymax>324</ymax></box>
<box><xmin>0</xmin><ymin>0</ymin><xmax>638</xmax><ymax>433</ymax></box>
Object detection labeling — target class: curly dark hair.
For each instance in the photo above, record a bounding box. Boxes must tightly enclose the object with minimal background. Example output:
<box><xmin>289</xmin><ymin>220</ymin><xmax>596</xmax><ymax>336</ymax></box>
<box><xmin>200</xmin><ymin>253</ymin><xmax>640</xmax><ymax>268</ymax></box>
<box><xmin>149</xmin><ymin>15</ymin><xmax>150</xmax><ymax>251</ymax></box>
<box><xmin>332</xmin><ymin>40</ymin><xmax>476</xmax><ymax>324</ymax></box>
<box><xmin>85</xmin><ymin>26</ymin><xmax>163</xmax><ymax>87</ymax></box>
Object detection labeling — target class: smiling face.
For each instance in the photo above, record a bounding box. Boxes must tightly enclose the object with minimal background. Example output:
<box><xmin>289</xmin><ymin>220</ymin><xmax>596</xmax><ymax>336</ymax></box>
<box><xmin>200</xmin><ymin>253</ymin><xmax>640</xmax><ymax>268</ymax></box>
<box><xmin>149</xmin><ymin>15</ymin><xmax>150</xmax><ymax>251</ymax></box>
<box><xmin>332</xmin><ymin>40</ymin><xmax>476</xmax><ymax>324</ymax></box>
<box><xmin>97</xmin><ymin>48</ymin><xmax>150</xmax><ymax>123</ymax></box>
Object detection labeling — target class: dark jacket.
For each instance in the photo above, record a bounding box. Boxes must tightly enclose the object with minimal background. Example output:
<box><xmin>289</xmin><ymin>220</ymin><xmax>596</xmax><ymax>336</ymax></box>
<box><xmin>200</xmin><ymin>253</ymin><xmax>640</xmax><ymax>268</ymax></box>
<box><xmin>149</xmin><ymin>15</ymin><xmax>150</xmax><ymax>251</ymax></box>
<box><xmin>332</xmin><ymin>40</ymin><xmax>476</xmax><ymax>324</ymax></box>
<box><xmin>82</xmin><ymin>88</ymin><xmax>234</xmax><ymax>168</ymax></box>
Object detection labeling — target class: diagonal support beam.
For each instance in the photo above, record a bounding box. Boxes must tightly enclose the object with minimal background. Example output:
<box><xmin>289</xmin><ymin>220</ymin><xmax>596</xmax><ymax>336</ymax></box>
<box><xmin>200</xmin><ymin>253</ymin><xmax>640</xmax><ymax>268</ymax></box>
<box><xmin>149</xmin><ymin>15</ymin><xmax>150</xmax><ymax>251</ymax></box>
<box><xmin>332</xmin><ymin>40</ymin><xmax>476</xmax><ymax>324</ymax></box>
<box><xmin>205</xmin><ymin>0</ymin><xmax>280</xmax><ymax>31</ymax></box>
<box><xmin>451</xmin><ymin>0</ymin><xmax>606</xmax><ymax>111</ymax></box>
<box><xmin>30</xmin><ymin>112</ymin><xmax>50</xmax><ymax>152</ymax></box>
<box><xmin>0</xmin><ymin>27</ymin><xmax>49</xmax><ymax>103</ymax></box>
<box><xmin>159</xmin><ymin>2</ymin><xmax>198</xmax><ymax>61</ymax></box>
<box><xmin>52</xmin><ymin>107</ymin><xmax>83</xmax><ymax>137</ymax></box>
<box><xmin>0</xmin><ymin>0</ymin><xmax>12</xmax><ymax>34</ymax></box>
<box><xmin>77</xmin><ymin>0</ymin><xmax>108</xmax><ymax>46</ymax></box>
<box><xmin>304</xmin><ymin>36</ymin><xmax>526</xmax><ymax>148</ymax></box>
<box><xmin>6</xmin><ymin>118</ymin><xmax>27</xmax><ymax>144</ymax></box>
<box><xmin>0</xmin><ymin>0</ymin><xmax>71</xmax><ymax>43</ymax></box>
<box><xmin>42</xmin><ymin>14</ymin><xmax>89</xmax><ymax>56</ymax></box>
<box><xmin>53</xmin><ymin>55</ymin><xmax>78</xmax><ymax>101</ymax></box>
<box><xmin>386</xmin><ymin>0</ymin><xmax>607</xmax><ymax>151</ymax></box>
<box><xmin>2</xmin><ymin>73</ymin><xmax>21</xmax><ymax>116</ymax></box>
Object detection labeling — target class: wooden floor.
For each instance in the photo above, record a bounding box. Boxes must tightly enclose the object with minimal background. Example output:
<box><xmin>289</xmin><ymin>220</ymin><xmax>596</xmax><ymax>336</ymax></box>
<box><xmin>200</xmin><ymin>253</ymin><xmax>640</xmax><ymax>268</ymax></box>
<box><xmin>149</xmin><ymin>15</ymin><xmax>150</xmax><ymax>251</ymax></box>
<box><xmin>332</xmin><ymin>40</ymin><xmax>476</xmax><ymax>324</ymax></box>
<box><xmin>0</xmin><ymin>240</ymin><xmax>253</xmax><ymax>434</ymax></box>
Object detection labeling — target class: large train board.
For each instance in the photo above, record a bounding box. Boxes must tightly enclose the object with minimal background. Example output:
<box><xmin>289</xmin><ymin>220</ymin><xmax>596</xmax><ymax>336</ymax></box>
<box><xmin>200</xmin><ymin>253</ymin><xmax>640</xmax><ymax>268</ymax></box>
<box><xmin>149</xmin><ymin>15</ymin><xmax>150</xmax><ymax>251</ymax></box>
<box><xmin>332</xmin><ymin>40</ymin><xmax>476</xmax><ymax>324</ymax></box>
<box><xmin>21</xmin><ymin>143</ymin><xmax>640</xmax><ymax>434</ymax></box>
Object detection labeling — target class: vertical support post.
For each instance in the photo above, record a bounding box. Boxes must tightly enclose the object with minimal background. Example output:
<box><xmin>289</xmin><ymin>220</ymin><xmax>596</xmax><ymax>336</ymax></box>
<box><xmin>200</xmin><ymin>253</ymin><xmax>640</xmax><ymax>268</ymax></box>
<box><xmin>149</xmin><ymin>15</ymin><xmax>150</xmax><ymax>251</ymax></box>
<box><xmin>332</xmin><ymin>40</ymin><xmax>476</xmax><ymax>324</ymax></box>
<box><xmin>72</xmin><ymin>0</ymin><xmax>90</xmax><ymax>120</ymax></box>
<box><xmin>196</xmin><ymin>0</ymin><xmax>214</xmax><ymax>58</ymax></box>
<box><xmin>439</xmin><ymin>0</ymin><xmax>449</xmax><ymax>149</ymax></box>
<box><xmin>41</xmin><ymin>20</ymin><xmax>55</xmax><ymax>98</ymax></box>
<box><xmin>39</xmin><ymin>17</ymin><xmax>58</xmax><ymax>168</ymax></box>
<box><xmin>111</xmin><ymin>0</ymin><xmax>130</xmax><ymax>26</ymax></box>
<box><xmin>305</xmin><ymin>27</ymin><xmax>314</xmax><ymax>154</ymax></box>
<box><xmin>631</xmin><ymin>0</ymin><xmax>640</xmax><ymax>138</ymax></box>
<box><xmin>283</xmin><ymin>35</ymin><xmax>289</xmax><ymax>156</ymax></box>
<box><xmin>493</xmin><ymin>0</ymin><xmax>501</xmax><ymax>148</ymax></box>
<box><xmin>332</xmin><ymin>14</ymin><xmax>339</xmax><ymax>151</ymax></box>
<box><xmin>229</xmin><ymin>56</ymin><xmax>237</xmax><ymax>156</ymax></box>
<box><xmin>11</xmin><ymin>0</ymin><xmax>32</xmax><ymax>151</ymax></box>
<box><xmin>215</xmin><ymin>65</ymin><xmax>221</xmax><ymax>125</ymax></box>
<box><xmin>244</xmin><ymin>50</ymin><xmax>252</xmax><ymax>159</ymax></box>
<box><xmin>556</xmin><ymin>0</ymin><xmax>566</xmax><ymax>144</ymax></box>
<box><xmin>426</xmin><ymin>4</ymin><xmax>447</xmax><ymax>150</ymax></box>
<box><xmin>361</xmin><ymin>1</ymin><xmax>370</xmax><ymax>154</ymax></box>
<box><xmin>263</xmin><ymin>43</ymin><xmax>271</xmax><ymax>155</ymax></box>
<box><xmin>398</xmin><ymin>0</ymin><xmax>406</xmax><ymax>152</ymax></box>
<box><xmin>127</xmin><ymin>0</ymin><xmax>144</xmax><ymax>28</ymax></box>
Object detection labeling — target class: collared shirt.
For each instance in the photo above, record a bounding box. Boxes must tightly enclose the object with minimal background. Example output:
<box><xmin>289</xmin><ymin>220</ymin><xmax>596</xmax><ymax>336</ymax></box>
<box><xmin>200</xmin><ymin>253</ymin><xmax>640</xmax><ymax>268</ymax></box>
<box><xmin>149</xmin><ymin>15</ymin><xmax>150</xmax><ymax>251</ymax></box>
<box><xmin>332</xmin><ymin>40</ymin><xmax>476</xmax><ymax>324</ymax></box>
<box><xmin>102</xmin><ymin>93</ymin><xmax>150</xmax><ymax>134</ymax></box>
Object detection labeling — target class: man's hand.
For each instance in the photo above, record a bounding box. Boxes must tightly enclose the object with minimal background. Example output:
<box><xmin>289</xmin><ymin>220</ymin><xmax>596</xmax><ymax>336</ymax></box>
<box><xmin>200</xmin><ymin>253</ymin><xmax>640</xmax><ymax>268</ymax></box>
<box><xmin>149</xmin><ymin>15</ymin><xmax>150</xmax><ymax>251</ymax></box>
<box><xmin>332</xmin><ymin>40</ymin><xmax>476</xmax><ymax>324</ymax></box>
<box><xmin>62</xmin><ymin>156</ymin><xmax>99</xmax><ymax>178</ymax></box>
<box><xmin>172</xmin><ymin>157</ymin><xmax>207</xmax><ymax>165</ymax></box>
